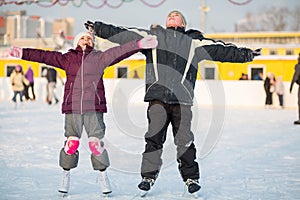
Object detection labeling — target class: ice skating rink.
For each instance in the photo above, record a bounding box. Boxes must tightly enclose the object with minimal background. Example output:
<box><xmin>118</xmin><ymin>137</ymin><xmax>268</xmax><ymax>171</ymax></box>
<box><xmin>0</xmin><ymin>100</ymin><xmax>299</xmax><ymax>200</ymax></box>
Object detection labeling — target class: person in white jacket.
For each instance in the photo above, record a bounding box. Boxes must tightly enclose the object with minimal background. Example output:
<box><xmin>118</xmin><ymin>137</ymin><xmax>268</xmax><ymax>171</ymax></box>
<box><xmin>275</xmin><ymin>75</ymin><xmax>284</xmax><ymax>109</ymax></box>
<box><xmin>10</xmin><ymin>65</ymin><xmax>29</xmax><ymax>103</ymax></box>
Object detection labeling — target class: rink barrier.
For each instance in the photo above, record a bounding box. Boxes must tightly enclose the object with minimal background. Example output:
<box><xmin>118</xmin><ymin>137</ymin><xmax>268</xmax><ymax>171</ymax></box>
<box><xmin>0</xmin><ymin>78</ymin><xmax>298</xmax><ymax>108</ymax></box>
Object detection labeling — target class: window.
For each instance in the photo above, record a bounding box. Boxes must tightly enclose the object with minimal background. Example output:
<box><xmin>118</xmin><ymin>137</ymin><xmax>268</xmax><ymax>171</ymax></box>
<box><xmin>117</xmin><ymin>67</ymin><xmax>128</xmax><ymax>78</ymax></box>
<box><xmin>204</xmin><ymin>67</ymin><xmax>215</xmax><ymax>80</ymax></box>
<box><xmin>199</xmin><ymin>61</ymin><xmax>218</xmax><ymax>80</ymax></box>
<box><xmin>285</xmin><ymin>49</ymin><xmax>293</xmax><ymax>55</ymax></box>
<box><xmin>6</xmin><ymin>65</ymin><xmax>16</xmax><ymax>77</ymax></box>
<box><xmin>248</xmin><ymin>64</ymin><xmax>265</xmax><ymax>80</ymax></box>
<box><xmin>269</xmin><ymin>49</ymin><xmax>277</xmax><ymax>55</ymax></box>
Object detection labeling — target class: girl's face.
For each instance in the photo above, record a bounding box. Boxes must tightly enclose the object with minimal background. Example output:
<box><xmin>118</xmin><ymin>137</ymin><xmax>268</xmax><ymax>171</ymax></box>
<box><xmin>77</xmin><ymin>35</ymin><xmax>94</xmax><ymax>50</ymax></box>
<box><xmin>166</xmin><ymin>11</ymin><xmax>185</xmax><ymax>28</ymax></box>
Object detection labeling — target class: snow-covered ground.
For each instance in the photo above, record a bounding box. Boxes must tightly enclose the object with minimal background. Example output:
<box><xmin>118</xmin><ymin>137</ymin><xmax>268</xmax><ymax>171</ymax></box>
<box><xmin>0</xmin><ymin>100</ymin><xmax>299</xmax><ymax>200</ymax></box>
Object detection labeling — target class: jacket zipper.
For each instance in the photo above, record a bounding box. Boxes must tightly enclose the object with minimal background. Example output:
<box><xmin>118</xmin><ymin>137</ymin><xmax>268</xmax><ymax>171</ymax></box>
<box><xmin>170</xmin><ymin>29</ymin><xmax>177</xmax><ymax>95</ymax></box>
<box><xmin>80</xmin><ymin>52</ymin><xmax>85</xmax><ymax>114</ymax></box>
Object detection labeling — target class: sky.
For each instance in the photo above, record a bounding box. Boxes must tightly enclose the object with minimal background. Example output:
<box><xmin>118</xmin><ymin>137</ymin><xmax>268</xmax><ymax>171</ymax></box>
<box><xmin>0</xmin><ymin>0</ymin><xmax>299</xmax><ymax>35</ymax></box>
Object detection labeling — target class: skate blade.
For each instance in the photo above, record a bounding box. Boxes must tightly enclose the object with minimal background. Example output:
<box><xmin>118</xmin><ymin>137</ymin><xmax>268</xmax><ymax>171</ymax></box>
<box><xmin>192</xmin><ymin>192</ymin><xmax>198</xmax><ymax>199</ymax></box>
<box><xmin>59</xmin><ymin>192</ymin><xmax>69</xmax><ymax>198</ymax></box>
<box><xmin>101</xmin><ymin>191</ymin><xmax>112</xmax><ymax>198</ymax></box>
<box><xmin>140</xmin><ymin>190</ymin><xmax>148</xmax><ymax>197</ymax></box>
<box><xmin>182</xmin><ymin>192</ymin><xmax>199</xmax><ymax>199</ymax></box>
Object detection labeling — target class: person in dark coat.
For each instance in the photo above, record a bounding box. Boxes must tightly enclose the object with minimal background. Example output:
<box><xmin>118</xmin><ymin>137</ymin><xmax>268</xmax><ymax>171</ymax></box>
<box><xmin>290</xmin><ymin>53</ymin><xmax>300</xmax><ymax>125</ymax></box>
<box><xmin>44</xmin><ymin>67</ymin><xmax>64</xmax><ymax>105</ymax></box>
<box><xmin>9</xmin><ymin>31</ymin><xmax>158</xmax><ymax>195</ymax></box>
<box><xmin>264</xmin><ymin>72</ymin><xmax>276</xmax><ymax>108</ymax></box>
<box><xmin>85</xmin><ymin>10</ymin><xmax>261</xmax><ymax>195</ymax></box>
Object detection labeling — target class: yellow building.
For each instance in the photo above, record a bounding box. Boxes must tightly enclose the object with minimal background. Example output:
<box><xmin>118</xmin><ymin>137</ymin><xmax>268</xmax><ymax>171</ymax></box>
<box><xmin>1</xmin><ymin>32</ymin><xmax>299</xmax><ymax>81</ymax></box>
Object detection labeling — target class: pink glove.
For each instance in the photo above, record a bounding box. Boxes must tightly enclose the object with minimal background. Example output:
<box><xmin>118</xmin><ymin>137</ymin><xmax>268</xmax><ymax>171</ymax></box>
<box><xmin>138</xmin><ymin>35</ymin><xmax>158</xmax><ymax>49</ymax></box>
<box><xmin>9</xmin><ymin>46</ymin><xmax>23</xmax><ymax>58</ymax></box>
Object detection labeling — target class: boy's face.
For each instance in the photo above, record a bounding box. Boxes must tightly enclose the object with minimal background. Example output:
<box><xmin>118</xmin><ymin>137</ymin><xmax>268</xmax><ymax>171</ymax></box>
<box><xmin>77</xmin><ymin>35</ymin><xmax>94</xmax><ymax>50</ymax></box>
<box><xmin>166</xmin><ymin>11</ymin><xmax>185</xmax><ymax>28</ymax></box>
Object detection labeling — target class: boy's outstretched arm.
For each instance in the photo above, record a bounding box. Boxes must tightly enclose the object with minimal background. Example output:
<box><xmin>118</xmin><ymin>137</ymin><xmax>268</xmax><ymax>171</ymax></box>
<box><xmin>196</xmin><ymin>40</ymin><xmax>261</xmax><ymax>63</ymax></box>
<box><xmin>84</xmin><ymin>20</ymin><xmax>149</xmax><ymax>45</ymax></box>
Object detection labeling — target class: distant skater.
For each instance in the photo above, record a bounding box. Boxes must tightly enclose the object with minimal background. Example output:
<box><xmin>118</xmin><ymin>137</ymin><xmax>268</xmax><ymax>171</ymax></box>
<box><xmin>24</xmin><ymin>65</ymin><xmax>36</xmax><ymax>101</ymax></box>
<box><xmin>290</xmin><ymin>53</ymin><xmax>300</xmax><ymax>125</ymax></box>
<box><xmin>44</xmin><ymin>67</ymin><xmax>64</xmax><ymax>105</ymax></box>
<box><xmin>264</xmin><ymin>72</ymin><xmax>276</xmax><ymax>108</ymax></box>
<box><xmin>10</xmin><ymin>65</ymin><xmax>29</xmax><ymax>104</ymax></box>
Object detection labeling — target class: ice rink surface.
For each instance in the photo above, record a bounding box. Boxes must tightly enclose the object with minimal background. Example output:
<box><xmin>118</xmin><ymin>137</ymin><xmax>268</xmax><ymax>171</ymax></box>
<box><xmin>0</xmin><ymin>100</ymin><xmax>299</xmax><ymax>200</ymax></box>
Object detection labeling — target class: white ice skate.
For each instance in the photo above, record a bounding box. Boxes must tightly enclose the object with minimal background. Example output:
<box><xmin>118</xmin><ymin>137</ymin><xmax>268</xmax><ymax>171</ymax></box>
<box><xmin>99</xmin><ymin>170</ymin><xmax>112</xmax><ymax>195</ymax></box>
<box><xmin>58</xmin><ymin>170</ymin><xmax>70</xmax><ymax>195</ymax></box>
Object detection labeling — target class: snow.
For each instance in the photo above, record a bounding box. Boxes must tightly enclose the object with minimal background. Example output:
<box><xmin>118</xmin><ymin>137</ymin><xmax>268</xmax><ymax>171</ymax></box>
<box><xmin>0</xmin><ymin>99</ymin><xmax>300</xmax><ymax>200</ymax></box>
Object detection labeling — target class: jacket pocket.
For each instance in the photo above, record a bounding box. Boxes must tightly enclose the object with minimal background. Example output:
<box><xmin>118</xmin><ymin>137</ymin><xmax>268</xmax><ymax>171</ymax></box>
<box><xmin>93</xmin><ymin>82</ymin><xmax>101</xmax><ymax>105</ymax></box>
<box><xmin>64</xmin><ymin>82</ymin><xmax>73</xmax><ymax>106</ymax></box>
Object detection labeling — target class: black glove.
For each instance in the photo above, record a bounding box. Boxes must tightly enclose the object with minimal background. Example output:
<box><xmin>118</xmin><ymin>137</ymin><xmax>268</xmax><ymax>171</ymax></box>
<box><xmin>252</xmin><ymin>48</ymin><xmax>261</xmax><ymax>57</ymax></box>
<box><xmin>84</xmin><ymin>21</ymin><xmax>94</xmax><ymax>32</ymax></box>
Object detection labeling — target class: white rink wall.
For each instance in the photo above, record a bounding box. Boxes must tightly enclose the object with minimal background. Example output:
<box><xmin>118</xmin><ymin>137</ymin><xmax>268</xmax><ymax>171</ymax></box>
<box><xmin>0</xmin><ymin>78</ymin><xmax>298</xmax><ymax>108</ymax></box>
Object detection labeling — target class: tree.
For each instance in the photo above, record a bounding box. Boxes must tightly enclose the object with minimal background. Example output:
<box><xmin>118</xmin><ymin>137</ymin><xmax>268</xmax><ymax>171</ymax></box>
<box><xmin>235</xmin><ymin>12</ymin><xmax>256</xmax><ymax>32</ymax></box>
<box><xmin>236</xmin><ymin>6</ymin><xmax>300</xmax><ymax>32</ymax></box>
<box><xmin>290</xmin><ymin>6</ymin><xmax>300</xmax><ymax>31</ymax></box>
<box><xmin>260</xmin><ymin>6</ymin><xmax>288</xmax><ymax>31</ymax></box>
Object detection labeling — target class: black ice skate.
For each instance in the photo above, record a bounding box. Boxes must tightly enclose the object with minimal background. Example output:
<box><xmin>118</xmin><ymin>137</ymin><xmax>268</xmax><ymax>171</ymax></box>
<box><xmin>294</xmin><ymin>120</ymin><xmax>300</xmax><ymax>125</ymax></box>
<box><xmin>138</xmin><ymin>177</ymin><xmax>155</xmax><ymax>197</ymax></box>
<box><xmin>186</xmin><ymin>179</ymin><xmax>201</xmax><ymax>194</ymax></box>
